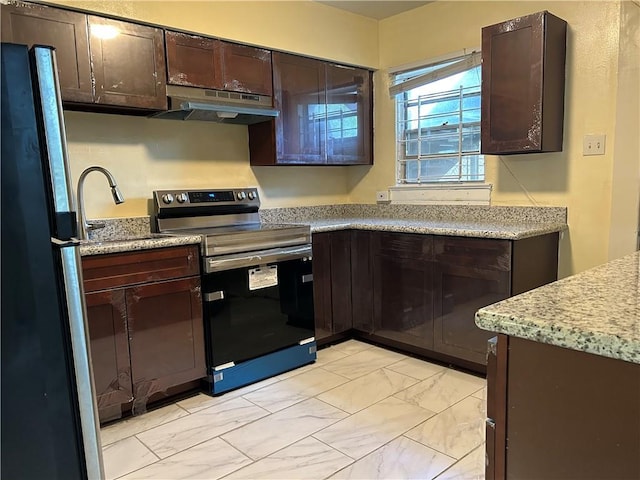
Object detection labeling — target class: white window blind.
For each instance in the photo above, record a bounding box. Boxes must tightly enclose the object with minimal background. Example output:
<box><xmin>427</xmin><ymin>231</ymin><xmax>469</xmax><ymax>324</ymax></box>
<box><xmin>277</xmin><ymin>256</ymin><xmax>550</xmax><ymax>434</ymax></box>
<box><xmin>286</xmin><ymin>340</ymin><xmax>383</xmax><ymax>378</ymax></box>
<box><xmin>389</xmin><ymin>51</ymin><xmax>481</xmax><ymax>97</ymax></box>
<box><xmin>392</xmin><ymin>51</ymin><xmax>484</xmax><ymax>184</ymax></box>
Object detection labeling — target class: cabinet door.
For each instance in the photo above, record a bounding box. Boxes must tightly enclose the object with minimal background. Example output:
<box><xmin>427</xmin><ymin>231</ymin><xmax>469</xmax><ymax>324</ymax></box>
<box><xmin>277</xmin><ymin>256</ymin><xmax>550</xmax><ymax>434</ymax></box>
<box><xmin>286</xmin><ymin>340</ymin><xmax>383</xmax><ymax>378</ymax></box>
<box><xmin>312</xmin><ymin>232</ymin><xmax>333</xmax><ymax>341</ymax></box>
<box><xmin>1</xmin><ymin>1</ymin><xmax>93</xmax><ymax>103</ymax></box>
<box><xmin>433</xmin><ymin>237</ymin><xmax>511</xmax><ymax>364</ymax></box>
<box><xmin>372</xmin><ymin>233</ymin><xmax>434</xmax><ymax>349</ymax></box>
<box><xmin>165</xmin><ymin>30</ymin><xmax>222</xmax><ymax>89</ymax></box>
<box><xmin>329</xmin><ymin>230</ymin><xmax>352</xmax><ymax>334</ymax></box>
<box><xmin>486</xmin><ymin>335</ymin><xmax>508</xmax><ymax>480</ymax></box>
<box><xmin>126</xmin><ymin>276</ymin><xmax>205</xmax><ymax>410</ymax></box>
<box><xmin>220</xmin><ymin>41</ymin><xmax>272</xmax><ymax>96</ymax></box>
<box><xmin>326</xmin><ymin>64</ymin><xmax>372</xmax><ymax>165</ymax></box>
<box><xmin>481</xmin><ymin>11</ymin><xmax>566</xmax><ymax>154</ymax></box>
<box><xmin>433</xmin><ymin>263</ymin><xmax>510</xmax><ymax>364</ymax></box>
<box><xmin>351</xmin><ymin>230</ymin><xmax>373</xmax><ymax>333</ymax></box>
<box><xmin>88</xmin><ymin>16</ymin><xmax>167</xmax><ymax>110</ymax></box>
<box><xmin>272</xmin><ymin>52</ymin><xmax>326</xmax><ymax>164</ymax></box>
<box><xmin>85</xmin><ymin>289</ymin><xmax>133</xmax><ymax>422</ymax></box>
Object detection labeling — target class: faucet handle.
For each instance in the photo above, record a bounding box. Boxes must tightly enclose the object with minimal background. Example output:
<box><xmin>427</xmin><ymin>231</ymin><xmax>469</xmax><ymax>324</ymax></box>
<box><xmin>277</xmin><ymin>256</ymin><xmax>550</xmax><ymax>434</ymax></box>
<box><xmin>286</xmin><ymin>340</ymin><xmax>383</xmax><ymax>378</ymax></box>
<box><xmin>86</xmin><ymin>221</ymin><xmax>106</xmax><ymax>231</ymax></box>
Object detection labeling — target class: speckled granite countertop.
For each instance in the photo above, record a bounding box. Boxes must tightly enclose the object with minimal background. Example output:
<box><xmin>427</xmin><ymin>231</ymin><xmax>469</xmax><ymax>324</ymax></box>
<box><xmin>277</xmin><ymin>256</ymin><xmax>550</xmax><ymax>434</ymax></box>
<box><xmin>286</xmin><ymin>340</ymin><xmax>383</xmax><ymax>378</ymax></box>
<box><xmin>77</xmin><ymin>217</ymin><xmax>202</xmax><ymax>256</ymax></box>
<box><xmin>476</xmin><ymin>252</ymin><xmax>640</xmax><ymax>364</ymax></box>
<box><xmin>261</xmin><ymin>204</ymin><xmax>567</xmax><ymax>240</ymax></box>
<box><xmin>78</xmin><ymin>234</ymin><xmax>202</xmax><ymax>256</ymax></box>
<box><xmin>304</xmin><ymin>218</ymin><xmax>564</xmax><ymax>239</ymax></box>
<box><xmin>79</xmin><ymin>204</ymin><xmax>568</xmax><ymax>255</ymax></box>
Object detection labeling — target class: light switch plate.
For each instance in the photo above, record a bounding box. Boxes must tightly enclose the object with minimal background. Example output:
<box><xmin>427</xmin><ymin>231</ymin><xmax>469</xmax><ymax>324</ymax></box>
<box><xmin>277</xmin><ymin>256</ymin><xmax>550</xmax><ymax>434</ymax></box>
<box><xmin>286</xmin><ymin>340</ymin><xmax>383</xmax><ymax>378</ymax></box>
<box><xmin>583</xmin><ymin>134</ymin><xmax>606</xmax><ymax>156</ymax></box>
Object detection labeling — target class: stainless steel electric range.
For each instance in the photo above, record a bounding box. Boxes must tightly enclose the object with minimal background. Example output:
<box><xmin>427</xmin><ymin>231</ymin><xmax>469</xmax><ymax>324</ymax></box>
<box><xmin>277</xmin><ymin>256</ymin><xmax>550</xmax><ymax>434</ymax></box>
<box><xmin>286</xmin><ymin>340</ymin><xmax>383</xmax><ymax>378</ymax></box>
<box><xmin>152</xmin><ymin>188</ymin><xmax>316</xmax><ymax>395</ymax></box>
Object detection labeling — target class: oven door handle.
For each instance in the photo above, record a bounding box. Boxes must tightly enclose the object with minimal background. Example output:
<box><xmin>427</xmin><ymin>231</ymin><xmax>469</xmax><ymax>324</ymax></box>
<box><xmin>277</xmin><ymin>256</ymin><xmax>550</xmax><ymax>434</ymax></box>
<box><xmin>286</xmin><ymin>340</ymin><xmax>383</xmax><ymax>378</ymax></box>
<box><xmin>205</xmin><ymin>244</ymin><xmax>312</xmax><ymax>273</ymax></box>
<box><xmin>204</xmin><ymin>291</ymin><xmax>225</xmax><ymax>302</ymax></box>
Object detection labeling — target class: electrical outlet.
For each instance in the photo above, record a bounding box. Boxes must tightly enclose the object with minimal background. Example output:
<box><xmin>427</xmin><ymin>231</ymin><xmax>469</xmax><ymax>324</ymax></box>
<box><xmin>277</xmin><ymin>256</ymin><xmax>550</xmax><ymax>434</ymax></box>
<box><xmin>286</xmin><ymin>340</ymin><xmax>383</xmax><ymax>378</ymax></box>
<box><xmin>583</xmin><ymin>134</ymin><xmax>606</xmax><ymax>156</ymax></box>
<box><xmin>376</xmin><ymin>190</ymin><xmax>389</xmax><ymax>202</ymax></box>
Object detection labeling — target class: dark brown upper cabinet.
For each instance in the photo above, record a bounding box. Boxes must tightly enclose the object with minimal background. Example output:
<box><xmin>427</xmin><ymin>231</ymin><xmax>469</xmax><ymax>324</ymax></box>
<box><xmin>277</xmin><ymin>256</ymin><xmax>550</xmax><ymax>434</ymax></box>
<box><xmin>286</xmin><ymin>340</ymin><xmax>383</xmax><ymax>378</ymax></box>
<box><xmin>89</xmin><ymin>16</ymin><xmax>167</xmax><ymax>110</ymax></box>
<box><xmin>249</xmin><ymin>52</ymin><xmax>373</xmax><ymax>166</ymax></box>
<box><xmin>0</xmin><ymin>1</ymin><xmax>93</xmax><ymax>103</ymax></box>
<box><xmin>326</xmin><ymin>63</ymin><xmax>372</xmax><ymax>164</ymax></box>
<box><xmin>1</xmin><ymin>1</ymin><xmax>167</xmax><ymax>111</ymax></box>
<box><xmin>220</xmin><ymin>41</ymin><xmax>273</xmax><ymax>96</ymax></box>
<box><xmin>481</xmin><ymin>11</ymin><xmax>567</xmax><ymax>154</ymax></box>
<box><xmin>165</xmin><ymin>31</ymin><xmax>272</xmax><ymax>96</ymax></box>
<box><xmin>165</xmin><ymin>30</ymin><xmax>223</xmax><ymax>89</ymax></box>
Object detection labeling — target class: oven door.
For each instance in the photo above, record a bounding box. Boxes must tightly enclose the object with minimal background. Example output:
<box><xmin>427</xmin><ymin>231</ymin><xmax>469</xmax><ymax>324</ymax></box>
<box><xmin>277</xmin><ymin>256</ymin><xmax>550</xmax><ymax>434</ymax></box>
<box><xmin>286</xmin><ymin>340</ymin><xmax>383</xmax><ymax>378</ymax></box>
<box><xmin>202</xmin><ymin>245</ymin><xmax>314</xmax><ymax>368</ymax></box>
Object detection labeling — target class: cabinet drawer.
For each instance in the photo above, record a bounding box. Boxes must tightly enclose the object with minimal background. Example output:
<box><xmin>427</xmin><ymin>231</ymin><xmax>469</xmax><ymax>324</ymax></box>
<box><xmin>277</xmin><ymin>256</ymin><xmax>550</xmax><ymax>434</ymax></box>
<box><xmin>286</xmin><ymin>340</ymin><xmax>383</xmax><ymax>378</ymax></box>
<box><xmin>434</xmin><ymin>236</ymin><xmax>511</xmax><ymax>271</ymax></box>
<box><xmin>82</xmin><ymin>245</ymin><xmax>199</xmax><ymax>292</ymax></box>
<box><xmin>373</xmin><ymin>232</ymin><xmax>433</xmax><ymax>260</ymax></box>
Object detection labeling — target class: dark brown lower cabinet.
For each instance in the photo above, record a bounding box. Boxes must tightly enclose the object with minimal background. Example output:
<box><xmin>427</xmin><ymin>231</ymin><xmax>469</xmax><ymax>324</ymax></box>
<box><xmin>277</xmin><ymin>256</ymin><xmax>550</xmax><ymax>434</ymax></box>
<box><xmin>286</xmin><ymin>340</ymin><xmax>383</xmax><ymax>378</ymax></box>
<box><xmin>85</xmin><ymin>289</ymin><xmax>132</xmax><ymax>422</ymax></box>
<box><xmin>487</xmin><ymin>335</ymin><xmax>640</xmax><ymax>479</ymax></box>
<box><xmin>432</xmin><ymin>237</ymin><xmax>512</xmax><ymax>364</ymax></box>
<box><xmin>371</xmin><ymin>232</ymin><xmax>434</xmax><ymax>350</ymax></box>
<box><xmin>312</xmin><ymin>231</ymin><xmax>352</xmax><ymax>342</ymax></box>
<box><xmin>351</xmin><ymin>230</ymin><xmax>373</xmax><ymax>333</ymax></box>
<box><xmin>312</xmin><ymin>232</ymin><xmax>332</xmax><ymax>341</ymax></box>
<box><xmin>82</xmin><ymin>246</ymin><xmax>205</xmax><ymax>423</ymax></box>
<box><xmin>126</xmin><ymin>277</ymin><xmax>204</xmax><ymax>413</ymax></box>
<box><xmin>312</xmin><ymin>230</ymin><xmax>559</xmax><ymax>370</ymax></box>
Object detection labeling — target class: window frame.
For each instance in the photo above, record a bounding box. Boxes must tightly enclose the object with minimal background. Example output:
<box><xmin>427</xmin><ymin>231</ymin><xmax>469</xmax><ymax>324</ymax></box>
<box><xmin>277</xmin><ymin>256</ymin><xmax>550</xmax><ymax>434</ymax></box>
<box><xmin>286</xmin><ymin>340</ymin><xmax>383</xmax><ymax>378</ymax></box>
<box><xmin>391</xmin><ymin>49</ymin><xmax>485</xmax><ymax>186</ymax></box>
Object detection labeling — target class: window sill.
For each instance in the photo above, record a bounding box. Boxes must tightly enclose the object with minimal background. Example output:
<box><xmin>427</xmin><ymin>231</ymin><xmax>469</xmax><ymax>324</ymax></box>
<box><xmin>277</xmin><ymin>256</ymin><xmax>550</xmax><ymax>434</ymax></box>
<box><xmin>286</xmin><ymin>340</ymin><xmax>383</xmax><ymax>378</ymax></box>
<box><xmin>387</xmin><ymin>183</ymin><xmax>492</xmax><ymax>205</ymax></box>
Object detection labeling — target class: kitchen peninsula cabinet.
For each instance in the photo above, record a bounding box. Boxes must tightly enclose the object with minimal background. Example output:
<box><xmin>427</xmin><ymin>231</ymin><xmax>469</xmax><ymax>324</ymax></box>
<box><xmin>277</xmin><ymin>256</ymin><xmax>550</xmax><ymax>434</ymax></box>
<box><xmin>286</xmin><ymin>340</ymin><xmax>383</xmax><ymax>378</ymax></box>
<box><xmin>486</xmin><ymin>336</ymin><xmax>640</xmax><ymax>479</ymax></box>
<box><xmin>249</xmin><ymin>52</ymin><xmax>373</xmax><ymax>166</ymax></box>
<box><xmin>479</xmin><ymin>252</ymin><xmax>640</xmax><ymax>479</ymax></box>
<box><xmin>481</xmin><ymin>11</ymin><xmax>567</xmax><ymax>154</ymax></box>
<box><xmin>1</xmin><ymin>1</ymin><xmax>166</xmax><ymax>111</ymax></box>
<box><xmin>0</xmin><ymin>1</ymin><xmax>93</xmax><ymax>103</ymax></box>
<box><xmin>82</xmin><ymin>245</ymin><xmax>205</xmax><ymax>422</ymax></box>
<box><xmin>165</xmin><ymin>31</ymin><xmax>272</xmax><ymax>96</ymax></box>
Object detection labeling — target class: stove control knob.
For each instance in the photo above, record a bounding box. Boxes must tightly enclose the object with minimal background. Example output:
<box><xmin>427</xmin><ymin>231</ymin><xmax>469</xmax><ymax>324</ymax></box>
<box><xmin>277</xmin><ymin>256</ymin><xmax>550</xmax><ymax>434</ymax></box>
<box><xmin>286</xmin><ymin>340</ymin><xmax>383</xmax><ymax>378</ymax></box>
<box><xmin>248</xmin><ymin>191</ymin><xmax>256</xmax><ymax>200</ymax></box>
<box><xmin>237</xmin><ymin>191</ymin><xmax>247</xmax><ymax>200</ymax></box>
<box><xmin>176</xmin><ymin>193</ymin><xmax>188</xmax><ymax>203</ymax></box>
<box><xmin>162</xmin><ymin>194</ymin><xmax>174</xmax><ymax>204</ymax></box>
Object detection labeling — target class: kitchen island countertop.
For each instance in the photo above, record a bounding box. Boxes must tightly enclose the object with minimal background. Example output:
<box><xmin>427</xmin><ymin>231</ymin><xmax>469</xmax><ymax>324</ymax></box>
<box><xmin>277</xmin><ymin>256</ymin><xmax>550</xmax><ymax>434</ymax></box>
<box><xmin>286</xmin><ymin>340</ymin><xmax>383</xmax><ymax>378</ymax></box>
<box><xmin>475</xmin><ymin>251</ymin><xmax>640</xmax><ymax>364</ymax></box>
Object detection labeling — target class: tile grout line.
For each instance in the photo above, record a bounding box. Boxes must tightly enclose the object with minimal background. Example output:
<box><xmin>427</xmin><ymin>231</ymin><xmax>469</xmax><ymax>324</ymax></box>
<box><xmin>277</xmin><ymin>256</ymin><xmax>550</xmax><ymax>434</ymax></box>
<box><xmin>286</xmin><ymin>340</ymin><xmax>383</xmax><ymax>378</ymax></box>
<box><xmin>105</xmin><ymin>343</ymin><xmax>487</xmax><ymax>480</ymax></box>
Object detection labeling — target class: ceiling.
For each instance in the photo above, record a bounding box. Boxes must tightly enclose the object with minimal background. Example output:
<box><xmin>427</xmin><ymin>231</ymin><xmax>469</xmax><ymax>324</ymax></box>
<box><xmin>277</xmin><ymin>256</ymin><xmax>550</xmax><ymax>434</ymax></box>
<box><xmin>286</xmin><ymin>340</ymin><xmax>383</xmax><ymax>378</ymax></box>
<box><xmin>314</xmin><ymin>1</ymin><xmax>432</xmax><ymax>20</ymax></box>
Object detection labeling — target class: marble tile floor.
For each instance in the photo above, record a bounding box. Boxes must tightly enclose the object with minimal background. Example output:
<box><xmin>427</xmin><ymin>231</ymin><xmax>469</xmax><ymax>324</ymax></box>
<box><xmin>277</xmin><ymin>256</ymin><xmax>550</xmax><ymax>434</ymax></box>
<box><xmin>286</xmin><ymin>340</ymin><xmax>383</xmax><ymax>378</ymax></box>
<box><xmin>101</xmin><ymin>340</ymin><xmax>487</xmax><ymax>480</ymax></box>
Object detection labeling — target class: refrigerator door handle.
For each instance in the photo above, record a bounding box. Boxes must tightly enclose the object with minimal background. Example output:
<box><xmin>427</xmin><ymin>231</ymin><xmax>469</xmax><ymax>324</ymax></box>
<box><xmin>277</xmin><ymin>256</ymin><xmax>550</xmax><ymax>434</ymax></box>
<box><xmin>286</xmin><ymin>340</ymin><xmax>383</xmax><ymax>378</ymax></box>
<box><xmin>59</xmin><ymin>245</ymin><xmax>104</xmax><ymax>480</ymax></box>
<box><xmin>32</xmin><ymin>46</ymin><xmax>77</xmax><ymax>240</ymax></box>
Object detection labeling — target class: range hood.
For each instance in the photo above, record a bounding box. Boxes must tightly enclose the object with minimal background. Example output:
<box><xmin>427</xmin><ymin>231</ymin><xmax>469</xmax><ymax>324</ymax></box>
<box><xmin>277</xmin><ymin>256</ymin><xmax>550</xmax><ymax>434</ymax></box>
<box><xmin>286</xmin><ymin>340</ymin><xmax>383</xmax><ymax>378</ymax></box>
<box><xmin>151</xmin><ymin>85</ymin><xmax>278</xmax><ymax>124</ymax></box>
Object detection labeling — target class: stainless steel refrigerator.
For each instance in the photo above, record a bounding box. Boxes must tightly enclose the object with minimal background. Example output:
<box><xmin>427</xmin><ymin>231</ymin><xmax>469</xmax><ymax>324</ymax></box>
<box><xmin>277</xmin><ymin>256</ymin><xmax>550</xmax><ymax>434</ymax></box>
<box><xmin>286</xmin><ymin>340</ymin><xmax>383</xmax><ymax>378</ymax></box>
<box><xmin>1</xmin><ymin>43</ymin><xmax>104</xmax><ymax>479</ymax></box>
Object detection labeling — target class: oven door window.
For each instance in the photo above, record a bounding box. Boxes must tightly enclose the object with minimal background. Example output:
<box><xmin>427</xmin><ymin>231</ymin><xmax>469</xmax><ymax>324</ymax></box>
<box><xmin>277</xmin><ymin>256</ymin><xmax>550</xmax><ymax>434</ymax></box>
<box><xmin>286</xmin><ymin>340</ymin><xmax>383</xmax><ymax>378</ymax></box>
<box><xmin>203</xmin><ymin>258</ymin><xmax>314</xmax><ymax>367</ymax></box>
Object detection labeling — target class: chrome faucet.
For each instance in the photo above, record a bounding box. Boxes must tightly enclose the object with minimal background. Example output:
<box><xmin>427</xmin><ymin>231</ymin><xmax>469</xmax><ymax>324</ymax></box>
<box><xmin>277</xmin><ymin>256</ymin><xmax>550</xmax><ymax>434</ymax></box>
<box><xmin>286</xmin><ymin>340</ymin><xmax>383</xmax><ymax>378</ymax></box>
<box><xmin>76</xmin><ymin>166</ymin><xmax>125</xmax><ymax>240</ymax></box>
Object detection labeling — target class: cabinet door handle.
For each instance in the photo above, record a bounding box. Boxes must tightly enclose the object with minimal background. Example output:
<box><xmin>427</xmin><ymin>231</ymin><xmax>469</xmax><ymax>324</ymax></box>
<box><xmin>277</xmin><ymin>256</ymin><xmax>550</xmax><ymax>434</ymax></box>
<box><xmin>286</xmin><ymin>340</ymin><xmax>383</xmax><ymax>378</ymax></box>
<box><xmin>204</xmin><ymin>291</ymin><xmax>225</xmax><ymax>302</ymax></box>
<box><xmin>302</xmin><ymin>273</ymin><xmax>313</xmax><ymax>283</ymax></box>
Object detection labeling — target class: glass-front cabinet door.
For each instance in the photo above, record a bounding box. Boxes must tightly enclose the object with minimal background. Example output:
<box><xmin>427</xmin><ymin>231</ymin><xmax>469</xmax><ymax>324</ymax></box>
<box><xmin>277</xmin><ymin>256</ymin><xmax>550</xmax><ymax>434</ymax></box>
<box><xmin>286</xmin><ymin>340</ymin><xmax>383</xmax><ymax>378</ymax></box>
<box><xmin>326</xmin><ymin>63</ymin><xmax>372</xmax><ymax>164</ymax></box>
<box><xmin>272</xmin><ymin>52</ymin><xmax>326</xmax><ymax>164</ymax></box>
